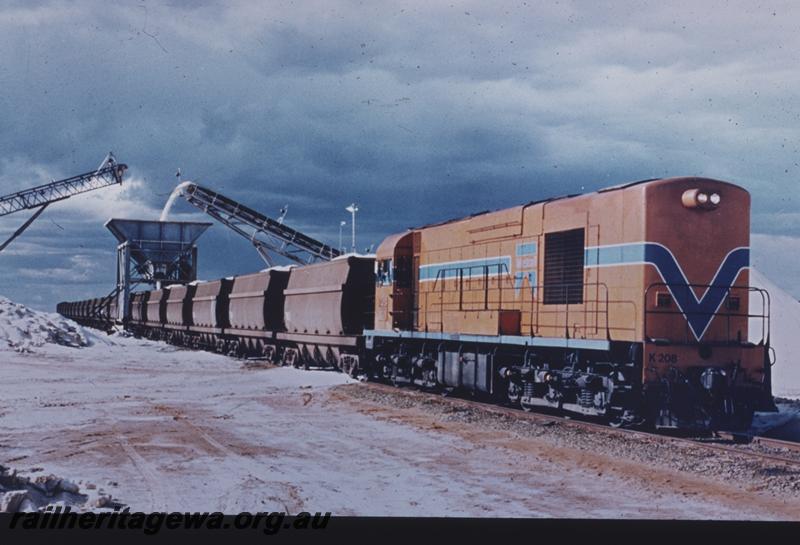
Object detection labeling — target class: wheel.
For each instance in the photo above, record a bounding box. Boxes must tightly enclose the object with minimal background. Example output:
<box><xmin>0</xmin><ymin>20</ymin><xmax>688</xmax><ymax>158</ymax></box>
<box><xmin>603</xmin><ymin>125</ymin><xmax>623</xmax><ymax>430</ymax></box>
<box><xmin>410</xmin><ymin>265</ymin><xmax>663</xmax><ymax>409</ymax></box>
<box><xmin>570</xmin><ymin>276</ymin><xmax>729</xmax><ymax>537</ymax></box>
<box><xmin>421</xmin><ymin>370</ymin><xmax>437</xmax><ymax>389</ymax></box>
<box><xmin>507</xmin><ymin>382</ymin><xmax>522</xmax><ymax>406</ymax></box>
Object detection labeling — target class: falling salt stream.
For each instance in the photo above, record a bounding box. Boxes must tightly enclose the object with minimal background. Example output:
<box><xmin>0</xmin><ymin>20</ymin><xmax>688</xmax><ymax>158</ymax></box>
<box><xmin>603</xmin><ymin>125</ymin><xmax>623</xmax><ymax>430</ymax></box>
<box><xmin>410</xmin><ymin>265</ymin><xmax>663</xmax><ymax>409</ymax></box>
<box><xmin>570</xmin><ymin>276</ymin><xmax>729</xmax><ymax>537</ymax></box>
<box><xmin>160</xmin><ymin>181</ymin><xmax>194</xmax><ymax>221</ymax></box>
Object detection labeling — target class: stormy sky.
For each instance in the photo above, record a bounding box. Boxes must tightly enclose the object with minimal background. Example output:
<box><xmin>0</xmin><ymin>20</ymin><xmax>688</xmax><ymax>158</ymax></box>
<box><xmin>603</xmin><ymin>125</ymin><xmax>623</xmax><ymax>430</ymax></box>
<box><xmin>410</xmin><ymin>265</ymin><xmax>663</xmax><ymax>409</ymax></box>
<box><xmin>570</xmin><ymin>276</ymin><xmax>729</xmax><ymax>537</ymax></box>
<box><xmin>1</xmin><ymin>0</ymin><xmax>799</xmax><ymax>309</ymax></box>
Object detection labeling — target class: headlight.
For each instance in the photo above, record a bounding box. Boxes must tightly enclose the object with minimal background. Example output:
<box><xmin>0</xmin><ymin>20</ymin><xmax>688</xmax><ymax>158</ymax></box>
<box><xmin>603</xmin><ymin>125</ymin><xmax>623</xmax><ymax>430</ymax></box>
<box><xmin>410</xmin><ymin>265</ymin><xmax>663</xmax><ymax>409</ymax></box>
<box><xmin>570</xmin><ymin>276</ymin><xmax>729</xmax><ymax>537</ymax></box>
<box><xmin>681</xmin><ymin>188</ymin><xmax>720</xmax><ymax>210</ymax></box>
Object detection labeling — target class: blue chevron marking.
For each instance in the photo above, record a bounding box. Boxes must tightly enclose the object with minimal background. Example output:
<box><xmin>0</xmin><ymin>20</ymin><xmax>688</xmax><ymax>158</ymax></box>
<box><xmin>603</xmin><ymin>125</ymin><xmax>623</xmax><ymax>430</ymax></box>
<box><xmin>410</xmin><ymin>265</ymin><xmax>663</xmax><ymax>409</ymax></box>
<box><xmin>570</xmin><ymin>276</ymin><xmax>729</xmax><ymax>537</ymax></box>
<box><xmin>585</xmin><ymin>242</ymin><xmax>749</xmax><ymax>340</ymax></box>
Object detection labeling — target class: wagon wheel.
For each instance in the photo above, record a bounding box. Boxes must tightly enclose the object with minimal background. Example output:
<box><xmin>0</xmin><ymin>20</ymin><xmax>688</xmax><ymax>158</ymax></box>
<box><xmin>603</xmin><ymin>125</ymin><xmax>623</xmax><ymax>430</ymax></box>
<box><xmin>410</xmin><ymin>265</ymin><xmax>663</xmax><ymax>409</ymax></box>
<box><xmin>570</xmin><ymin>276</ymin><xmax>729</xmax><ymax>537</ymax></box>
<box><xmin>326</xmin><ymin>348</ymin><xmax>338</xmax><ymax>370</ymax></box>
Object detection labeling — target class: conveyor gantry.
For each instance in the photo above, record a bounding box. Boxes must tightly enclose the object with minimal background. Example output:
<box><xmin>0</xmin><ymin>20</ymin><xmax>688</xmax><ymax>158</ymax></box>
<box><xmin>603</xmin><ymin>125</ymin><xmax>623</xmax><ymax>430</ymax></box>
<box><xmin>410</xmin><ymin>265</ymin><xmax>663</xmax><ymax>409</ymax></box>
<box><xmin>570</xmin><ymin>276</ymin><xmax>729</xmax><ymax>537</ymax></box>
<box><xmin>169</xmin><ymin>182</ymin><xmax>341</xmax><ymax>266</ymax></box>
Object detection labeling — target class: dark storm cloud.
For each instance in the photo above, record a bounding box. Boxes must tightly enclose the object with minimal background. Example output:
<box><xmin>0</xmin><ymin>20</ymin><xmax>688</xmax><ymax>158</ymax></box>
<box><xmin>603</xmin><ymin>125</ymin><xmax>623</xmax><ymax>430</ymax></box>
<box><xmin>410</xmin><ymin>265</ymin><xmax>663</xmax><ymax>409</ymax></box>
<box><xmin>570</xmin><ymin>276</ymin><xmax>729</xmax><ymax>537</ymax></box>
<box><xmin>1</xmin><ymin>0</ymin><xmax>800</xmax><ymax>308</ymax></box>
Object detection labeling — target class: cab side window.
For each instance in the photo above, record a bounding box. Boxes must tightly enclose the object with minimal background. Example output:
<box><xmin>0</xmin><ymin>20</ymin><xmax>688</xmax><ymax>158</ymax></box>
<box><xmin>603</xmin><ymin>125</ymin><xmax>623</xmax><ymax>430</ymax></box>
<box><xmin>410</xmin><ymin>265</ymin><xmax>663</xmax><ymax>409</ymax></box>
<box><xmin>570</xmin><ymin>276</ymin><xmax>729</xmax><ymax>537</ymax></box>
<box><xmin>376</xmin><ymin>259</ymin><xmax>393</xmax><ymax>286</ymax></box>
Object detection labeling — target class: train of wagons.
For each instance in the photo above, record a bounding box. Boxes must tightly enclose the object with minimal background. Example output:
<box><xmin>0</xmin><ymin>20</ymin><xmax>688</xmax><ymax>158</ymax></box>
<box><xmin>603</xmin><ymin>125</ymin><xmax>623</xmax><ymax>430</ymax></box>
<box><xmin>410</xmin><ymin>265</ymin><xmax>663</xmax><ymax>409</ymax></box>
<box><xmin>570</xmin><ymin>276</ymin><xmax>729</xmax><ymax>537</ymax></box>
<box><xmin>58</xmin><ymin>176</ymin><xmax>777</xmax><ymax>431</ymax></box>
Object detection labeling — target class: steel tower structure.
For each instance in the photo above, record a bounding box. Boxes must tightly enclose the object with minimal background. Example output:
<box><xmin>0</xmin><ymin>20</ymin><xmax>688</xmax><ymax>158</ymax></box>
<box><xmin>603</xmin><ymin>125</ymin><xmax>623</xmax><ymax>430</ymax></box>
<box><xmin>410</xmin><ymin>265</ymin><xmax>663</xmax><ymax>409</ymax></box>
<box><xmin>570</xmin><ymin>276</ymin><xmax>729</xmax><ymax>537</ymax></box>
<box><xmin>0</xmin><ymin>153</ymin><xmax>127</xmax><ymax>253</ymax></box>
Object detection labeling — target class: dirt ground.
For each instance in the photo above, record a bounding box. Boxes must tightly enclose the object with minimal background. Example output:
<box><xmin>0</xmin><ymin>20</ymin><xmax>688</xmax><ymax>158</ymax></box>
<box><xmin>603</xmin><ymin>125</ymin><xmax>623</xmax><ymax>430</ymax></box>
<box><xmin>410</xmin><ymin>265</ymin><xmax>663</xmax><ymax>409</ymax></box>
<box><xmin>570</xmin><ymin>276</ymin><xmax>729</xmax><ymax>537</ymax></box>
<box><xmin>1</xmin><ymin>334</ymin><xmax>799</xmax><ymax>518</ymax></box>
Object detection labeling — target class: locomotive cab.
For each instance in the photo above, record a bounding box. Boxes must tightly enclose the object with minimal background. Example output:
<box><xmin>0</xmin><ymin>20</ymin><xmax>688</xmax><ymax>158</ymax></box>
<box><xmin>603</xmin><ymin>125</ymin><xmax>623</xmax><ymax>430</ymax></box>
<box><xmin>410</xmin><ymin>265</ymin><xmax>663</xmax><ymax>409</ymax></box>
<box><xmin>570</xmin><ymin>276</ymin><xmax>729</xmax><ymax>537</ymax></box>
<box><xmin>375</xmin><ymin>231</ymin><xmax>415</xmax><ymax>331</ymax></box>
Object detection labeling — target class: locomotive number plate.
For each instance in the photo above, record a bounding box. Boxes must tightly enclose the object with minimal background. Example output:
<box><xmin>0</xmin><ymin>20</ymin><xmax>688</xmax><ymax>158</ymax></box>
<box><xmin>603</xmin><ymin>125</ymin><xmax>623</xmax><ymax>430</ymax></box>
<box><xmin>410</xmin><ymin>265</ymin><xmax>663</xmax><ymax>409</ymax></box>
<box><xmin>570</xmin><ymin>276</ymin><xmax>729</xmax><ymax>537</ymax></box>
<box><xmin>648</xmin><ymin>352</ymin><xmax>678</xmax><ymax>364</ymax></box>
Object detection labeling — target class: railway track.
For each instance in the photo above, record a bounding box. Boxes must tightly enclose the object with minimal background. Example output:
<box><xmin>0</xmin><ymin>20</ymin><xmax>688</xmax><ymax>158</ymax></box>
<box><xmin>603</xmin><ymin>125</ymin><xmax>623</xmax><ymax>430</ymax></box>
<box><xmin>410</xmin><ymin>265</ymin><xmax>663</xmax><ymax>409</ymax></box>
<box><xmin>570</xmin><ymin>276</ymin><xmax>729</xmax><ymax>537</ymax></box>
<box><xmin>359</xmin><ymin>381</ymin><xmax>800</xmax><ymax>468</ymax></box>
<box><xmin>717</xmin><ymin>432</ymin><xmax>800</xmax><ymax>452</ymax></box>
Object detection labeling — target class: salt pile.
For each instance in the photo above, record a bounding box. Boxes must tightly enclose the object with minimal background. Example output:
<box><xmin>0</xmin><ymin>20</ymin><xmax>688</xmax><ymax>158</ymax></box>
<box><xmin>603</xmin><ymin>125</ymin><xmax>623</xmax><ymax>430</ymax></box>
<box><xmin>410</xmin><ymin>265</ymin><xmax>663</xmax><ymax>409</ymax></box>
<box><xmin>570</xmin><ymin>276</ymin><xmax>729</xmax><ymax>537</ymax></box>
<box><xmin>0</xmin><ymin>465</ymin><xmax>122</xmax><ymax>512</ymax></box>
<box><xmin>0</xmin><ymin>296</ymin><xmax>88</xmax><ymax>352</ymax></box>
<box><xmin>750</xmin><ymin>270</ymin><xmax>800</xmax><ymax>399</ymax></box>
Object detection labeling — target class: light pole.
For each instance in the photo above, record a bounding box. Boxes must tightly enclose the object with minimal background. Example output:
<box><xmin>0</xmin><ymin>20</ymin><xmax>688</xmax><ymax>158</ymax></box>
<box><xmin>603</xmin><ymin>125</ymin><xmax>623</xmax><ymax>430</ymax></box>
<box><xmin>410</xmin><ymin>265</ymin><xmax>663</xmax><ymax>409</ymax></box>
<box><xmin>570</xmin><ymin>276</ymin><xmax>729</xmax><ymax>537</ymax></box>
<box><xmin>338</xmin><ymin>221</ymin><xmax>346</xmax><ymax>253</ymax></box>
<box><xmin>345</xmin><ymin>203</ymin><xmax>358</xmax><ymax>253</ymax></box>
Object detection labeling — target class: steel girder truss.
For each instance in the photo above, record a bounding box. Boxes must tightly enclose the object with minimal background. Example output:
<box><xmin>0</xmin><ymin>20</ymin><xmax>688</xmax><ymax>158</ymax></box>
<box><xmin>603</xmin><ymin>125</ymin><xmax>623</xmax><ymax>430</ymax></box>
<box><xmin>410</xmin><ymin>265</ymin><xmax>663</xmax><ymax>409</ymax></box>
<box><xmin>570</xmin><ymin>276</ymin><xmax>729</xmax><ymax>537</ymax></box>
<box><xmin>178</xmin><ymin>183</ymin><xmax>341</xmax><ymax>266</ymax></box>
<box><xmin>0</xmin><ymin>153</ymin><xmax>126</xmax><ymax>216</ymax></box>
<box><xmin>0</xmin><ymin>153</ymin><xmax>127</xmax><ymax>253</ymax></box>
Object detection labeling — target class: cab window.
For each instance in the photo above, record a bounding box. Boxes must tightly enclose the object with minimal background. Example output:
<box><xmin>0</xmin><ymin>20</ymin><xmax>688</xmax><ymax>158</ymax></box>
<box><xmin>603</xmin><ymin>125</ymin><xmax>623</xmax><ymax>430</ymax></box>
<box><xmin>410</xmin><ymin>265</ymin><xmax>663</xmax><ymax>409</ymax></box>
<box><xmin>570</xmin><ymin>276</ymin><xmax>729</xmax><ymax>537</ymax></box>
<box><xmin>376</xmin><ymin>259</ymin><xmax>393</xmax><ymax>286</ymax></box>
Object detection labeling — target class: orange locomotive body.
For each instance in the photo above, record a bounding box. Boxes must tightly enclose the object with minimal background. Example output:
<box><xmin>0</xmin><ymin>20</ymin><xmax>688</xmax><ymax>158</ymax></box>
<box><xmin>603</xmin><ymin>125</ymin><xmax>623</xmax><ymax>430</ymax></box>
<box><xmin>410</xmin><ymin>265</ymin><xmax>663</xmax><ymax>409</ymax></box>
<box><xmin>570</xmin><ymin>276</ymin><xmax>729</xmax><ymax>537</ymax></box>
<box><xmin>367</xmin><ymin>177</ymin><xmax>774</xmax><ymax>430</ymax></box>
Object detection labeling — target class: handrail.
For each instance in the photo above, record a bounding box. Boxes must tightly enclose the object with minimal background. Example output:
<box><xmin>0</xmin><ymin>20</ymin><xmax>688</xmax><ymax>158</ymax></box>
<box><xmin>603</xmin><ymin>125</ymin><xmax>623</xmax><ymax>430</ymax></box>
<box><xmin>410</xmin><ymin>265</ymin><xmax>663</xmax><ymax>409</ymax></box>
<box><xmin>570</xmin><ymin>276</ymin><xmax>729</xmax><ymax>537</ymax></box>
<box><xmin>420</xmin><ymin>274</ymin><xmax>612</xmax><ymax>340</ymax></box>
<box><xmin>643</xmin><ymin>282</ymin><xmax>769</xmax><ymax>345</ymax></box>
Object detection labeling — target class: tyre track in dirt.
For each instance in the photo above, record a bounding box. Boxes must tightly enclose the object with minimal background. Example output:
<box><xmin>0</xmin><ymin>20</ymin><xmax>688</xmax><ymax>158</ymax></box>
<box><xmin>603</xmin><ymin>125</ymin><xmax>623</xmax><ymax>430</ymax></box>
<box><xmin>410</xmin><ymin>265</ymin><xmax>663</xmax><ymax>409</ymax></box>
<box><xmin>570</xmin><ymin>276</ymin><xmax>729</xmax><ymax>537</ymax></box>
<box><xmin>85</xmin><ymin>378</ymin><xmax>180</xmax><ymax>511</ymax></box>
<box><xmin>114</xmin><ymin>432</ymin><xmax>175</xmax><ymax>511</ymax></box>
<box><xmin>144</xmin><ymin>400</ymin><xmax>307</xmax><ymax>513</ymax></box>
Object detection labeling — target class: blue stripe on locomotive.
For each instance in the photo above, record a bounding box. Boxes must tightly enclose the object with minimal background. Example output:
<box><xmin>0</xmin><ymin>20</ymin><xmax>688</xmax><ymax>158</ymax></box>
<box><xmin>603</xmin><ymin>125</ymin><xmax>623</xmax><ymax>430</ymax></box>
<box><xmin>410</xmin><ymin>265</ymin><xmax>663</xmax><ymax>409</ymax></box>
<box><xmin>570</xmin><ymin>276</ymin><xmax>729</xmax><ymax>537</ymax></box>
<box><xmin>585</xmin><ymin>242</ymin><xmax>749</xmax><ymax>340</ymax></box>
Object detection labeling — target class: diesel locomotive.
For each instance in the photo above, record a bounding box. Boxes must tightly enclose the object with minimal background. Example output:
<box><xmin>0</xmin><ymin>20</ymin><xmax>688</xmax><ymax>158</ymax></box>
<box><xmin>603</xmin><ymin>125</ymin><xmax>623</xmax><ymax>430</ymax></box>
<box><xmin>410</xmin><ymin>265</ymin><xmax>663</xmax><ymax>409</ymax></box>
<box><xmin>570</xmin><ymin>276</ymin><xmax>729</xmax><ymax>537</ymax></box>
<box><xmin>58</xmin><ymin>176</ymin><xmax>776</xmax><ymax>431</ymax></box>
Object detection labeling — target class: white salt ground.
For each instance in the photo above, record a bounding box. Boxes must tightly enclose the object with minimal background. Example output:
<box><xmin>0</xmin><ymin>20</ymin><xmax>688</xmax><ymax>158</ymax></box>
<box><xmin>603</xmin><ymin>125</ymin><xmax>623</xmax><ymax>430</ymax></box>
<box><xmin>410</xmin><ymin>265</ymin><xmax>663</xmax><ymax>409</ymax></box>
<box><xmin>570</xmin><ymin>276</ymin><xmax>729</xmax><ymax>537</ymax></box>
<box><xmin>0</xmin><ymin>336</ymin><xmax>796</xmax><ymax>518</ymax></box>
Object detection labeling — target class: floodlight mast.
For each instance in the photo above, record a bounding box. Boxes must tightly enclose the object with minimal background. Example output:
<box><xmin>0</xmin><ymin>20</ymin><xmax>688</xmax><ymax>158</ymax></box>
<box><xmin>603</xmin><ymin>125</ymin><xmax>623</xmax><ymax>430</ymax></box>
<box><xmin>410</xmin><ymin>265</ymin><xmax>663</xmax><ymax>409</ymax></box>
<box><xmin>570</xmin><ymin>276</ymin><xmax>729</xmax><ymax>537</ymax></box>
<box><xmin>0</xmin><ymin>153</ymin><xmax>127</xmax><ymax>253</ymax></box>
<box><xmin>345</xmin><ymin>203</ymin><xmax>358</xmax><ymax>253</ymax></box>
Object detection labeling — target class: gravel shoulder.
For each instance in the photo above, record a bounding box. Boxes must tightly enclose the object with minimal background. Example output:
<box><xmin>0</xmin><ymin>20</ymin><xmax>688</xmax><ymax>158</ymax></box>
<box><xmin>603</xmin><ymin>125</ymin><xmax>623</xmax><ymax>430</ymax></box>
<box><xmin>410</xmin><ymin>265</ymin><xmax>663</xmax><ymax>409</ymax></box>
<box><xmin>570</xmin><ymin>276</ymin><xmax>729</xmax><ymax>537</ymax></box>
<box><xmin>330</xmin><ymin>383</ymin><xmax>800</xmax><ymax>520</ymax></box>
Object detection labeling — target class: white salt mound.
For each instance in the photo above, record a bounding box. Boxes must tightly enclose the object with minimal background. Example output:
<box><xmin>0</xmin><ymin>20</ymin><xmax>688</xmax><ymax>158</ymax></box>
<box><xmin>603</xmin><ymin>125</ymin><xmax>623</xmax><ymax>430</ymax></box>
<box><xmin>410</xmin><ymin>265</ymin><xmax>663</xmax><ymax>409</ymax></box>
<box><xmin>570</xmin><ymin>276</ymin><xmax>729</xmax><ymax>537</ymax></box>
<box><xmin>0</xmin><ymin>465</ymin><xmax>123</xmax><ymax>512</ymax></box>
<box><xmin>749</xmin><ymin>270</ymin><xmax>800</xmax><ymax>400</ymax></box>
<box><xmin>0</xmin><ymin>296</ymin><xmax>88</xmax><ymax>352</ymax></box>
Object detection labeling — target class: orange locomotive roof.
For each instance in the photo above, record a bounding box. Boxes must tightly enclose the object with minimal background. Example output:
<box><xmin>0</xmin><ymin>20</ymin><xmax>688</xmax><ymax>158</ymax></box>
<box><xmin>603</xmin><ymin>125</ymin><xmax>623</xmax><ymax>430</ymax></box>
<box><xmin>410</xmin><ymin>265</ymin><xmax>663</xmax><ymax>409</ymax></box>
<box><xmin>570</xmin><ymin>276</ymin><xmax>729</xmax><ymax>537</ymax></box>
<box><xmin>408</xmin><ymin>176</ymin><xmax>747</xmax><ymax>231</ymax></box>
